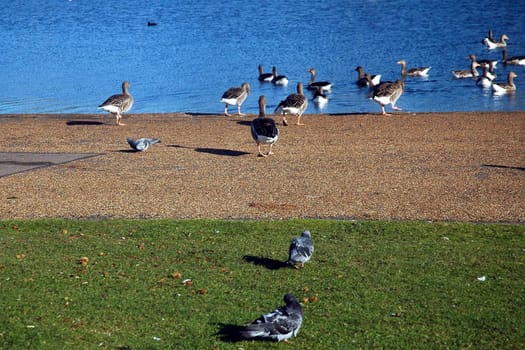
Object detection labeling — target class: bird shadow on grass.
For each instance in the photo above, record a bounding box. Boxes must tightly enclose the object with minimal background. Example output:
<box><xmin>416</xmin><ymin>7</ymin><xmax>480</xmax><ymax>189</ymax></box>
<box><xmin>243</xmin><ymin>255</ymin><xmax>289</xmax><ymax>270</ymax></box>
<box><xmin>168</xmin><ymin>144</ymin><xmax>250</xmax><ymax>157</ymax></box>
<box><xmin>215</xmin><ymin>323</ymin><xmax>247</xmax><ymax>342</ymax></box>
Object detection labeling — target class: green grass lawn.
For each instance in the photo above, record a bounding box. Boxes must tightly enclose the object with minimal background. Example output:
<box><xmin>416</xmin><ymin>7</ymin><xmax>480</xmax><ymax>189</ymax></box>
<box><xmin>0</xmin><ymin>219</ymin><xmax>523</xmax><ymax>349</ymax></box>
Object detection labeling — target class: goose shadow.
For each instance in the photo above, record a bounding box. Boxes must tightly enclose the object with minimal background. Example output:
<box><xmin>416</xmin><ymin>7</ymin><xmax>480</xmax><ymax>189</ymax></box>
<box><xmin>481</xmin><ymin>164</ymin><xmax>525</xmax><ymax>172</ymax></box>
<box><xmin>168</xmin><ymin>144</ymin><xmax>250</xmax><ymax>157</ymax></box>
<box><xmin>243</xmin><ymin>255</ymin><xmax>289</xmax><ymax>270</ymax></box>
<box><xmin>66</xmin><ymin>120</ymin><xmax>104</xmax><ymax>126</ymax></box>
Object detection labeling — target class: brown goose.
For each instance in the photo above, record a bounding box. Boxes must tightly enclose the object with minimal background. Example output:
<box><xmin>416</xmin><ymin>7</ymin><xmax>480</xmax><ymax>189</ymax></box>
<box><xmin>98</xmin><ymin>81</ymin><xmax>134</xmax><ymax>126</ymax></box>
<box><xmin>397</xmin><ymin>60</ymin><xmax>431</xmax><ymax>77</ymax></box>
<box><xmin>483</xmin><ymin>33</ymin><xmax>509</xmax><ymax>50</ymax></box>
<box><xmin>502</xmin><ymin>47</ymin><xmax>525</xmax><ymax>66</ymax></box>
<box><xmin>220</xmin><ymin>82</ymin><xmax>250</xmax><ymax>116</ymax></box>
<box><xmin>258</xmin><ymin>65</ymin><xmax>273</xmax><ymax>82</ymax></box>
<box><xmin>250</xmin><ymin>96</ymin><xmax>279</xmax><ymax>157</ymax></box>
<box><xmin>492</xmin><ymin>72</ymin><xmax>517</xmax><ymax>94</ymax></box>
<box><xmin>369</xmin><ymin>80</ymin><xmax>404</xmax><ymax>115</ymax></box>
<box><xmin>355</xmin><ymin>66</ymin><xmax>381</xmax><ymax>87</ymax></box>
<box><xmin>271</xmin><ymin>66</ymin><xmax>289</xmax><ymax>86</ymax></box>
<box><xmin>274</xmin><ymin>82</ymin><xmax>308</xmax><ymax>126</ymax></box>
<box><xmin>451</xmin><ymin>55</ymin><xmax>480</xmax><ymax>79</ymax></box>
<box><xmin>306</xmin><ymin>68</ymin><xmax>332</xmax><ymax>91</ymax></box>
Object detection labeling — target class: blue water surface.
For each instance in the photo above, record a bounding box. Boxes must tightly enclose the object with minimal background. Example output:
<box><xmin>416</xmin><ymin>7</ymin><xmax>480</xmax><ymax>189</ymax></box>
<box><xmin>0</xmin><ymin>0</ymin><xmax>524</xmax><ymax>115</ymax></box>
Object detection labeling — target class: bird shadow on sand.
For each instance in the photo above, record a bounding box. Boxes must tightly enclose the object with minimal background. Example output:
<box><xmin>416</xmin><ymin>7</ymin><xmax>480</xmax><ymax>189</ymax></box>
<box><xmin>168</xmin><ymin>144</ymin><xmax>250</xmax><ymax>157</ymax></box>
<box><xmin>215</xmin><ymin>323</ymin><xmax>247</xmax><ymax>342</ymax></box>
<box><xmin>481</xmin><ymin>164</ymin><xmax>525</xmax><ymax>172</ymax></box>
<box><xmin>243</xmin><ymin>255</ymin><xmax>289</xmax><ymax>270</ymax></box>
<box><xmin>236</xmin><ymin>121</ymin><xmax>252</xmax><ymax>126</ymax></box>
<box><xmin>66</xmin><ymin>120</ymin><xmax>104</xmax><ymax>126</ymax></box>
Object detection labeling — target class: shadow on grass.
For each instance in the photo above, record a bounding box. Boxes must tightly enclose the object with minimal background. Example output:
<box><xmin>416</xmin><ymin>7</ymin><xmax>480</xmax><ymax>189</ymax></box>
<box><xmin>243</xmin><ymin>255</ymin><xmax>289</xmax><ymax>270</ymax></box>
<box><xmin>215</xmin><ymin>323</ymin><xmax>246</xmax><ymax>342</ymax></box>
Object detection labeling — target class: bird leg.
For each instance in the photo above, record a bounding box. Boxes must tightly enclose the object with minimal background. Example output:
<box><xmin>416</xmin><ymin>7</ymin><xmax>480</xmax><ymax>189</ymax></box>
<box><xmin>115</xmin><ymin>113</ymin><xmax>126</xmax><ymax>126</ymax></box>
<box><xmin>381</xmin><ymin>106</ymin><xmax>391</xmax><ymax>116</ymax></box>
<box><xmin>257</xmin><ymin>144</ymin><xmax>267</xmax><ymax>157</ymax></box>
<box><xmin>282</xmin><ymin>116</ymin><xmax>289</xmax><ymax>126</ymax></box>
<box><xmin>391</xmin><ymin>105</ymin><xmax>401</xmax><ymax>111</ymax></box>
<box><xmin>296</xmin><ymin>115</ymin><xmax>305</xmax><ymax>126</ymax></box>
<box><xmin>224</xmin><ymin>105</ymin><xmax>231</xmax><ymax>117</ymax></box>
<box><xmin>267</xmin><ymin>144</ymin><xmax>274</xmax><ymax>156</ymax></box>
<box><xmin>237</xmin><ymin>104</ymin><xmax>245</xmax><ymax>116</ymax></box>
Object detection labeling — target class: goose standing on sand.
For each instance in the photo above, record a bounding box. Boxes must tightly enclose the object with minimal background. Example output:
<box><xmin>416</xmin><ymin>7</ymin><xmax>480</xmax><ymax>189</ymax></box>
<box><xmin>451</xmin><ymin>55</ymin><xmax>480</xmax><ymax>79</ymax></box>
<box><xmin>258</xmin><ymin>65</ymin><xmax>274</xmax><ymax>82</ymax></box>
<box><xmin>306</xmin><ymin>68</ymin><xmax>332</xmax><ymax>91</ymax></box>
<box><xmin>98</xmin><ymin>81</ymin><xmax>134</xmax><ymax>126</ymax></box>
<box><xmin>271</xmin><ymin>66</ymin><xmax>289</xmax><ymax>86</ymax></box>
<box><xmin>251</xmin><ymin>96</ymin><xmax>279</xmax><ymax>157</ymax></box>
<box><xmin>492</xmin><ymin>71</ymin><xmax>517</xmax><ymax>94</ymax></box>
<box><xmin>397</xmin><ymin>60</ymin><xmax>431</xmax><ymax>77</ymax></box>
<box><xmin>239</xmin><ymin>294</ymin><xmax>303</xmax><ymax>342</ymax></box>
<box><xmin>502</xmin><ymin>47</ymin><xmax>525</xmax><ymax>66</ymax></box>
<box><xmin>369</xmin><ymin>80</ymin><xmax>404</xmax><ymax>115</ymax></box>
<box><xmin>355</xmin><ymin>66</ymin><xmax>381</xmax><ymax>87</ymax></box>
<box><xmin>275</xmin><ymin>82</ymin><xmax>308</xmax><ymax>126</ymax></box>
<box><xmin>220</xmin><ymin>82</ymin><xmax>250</xmax><ymax>116</ymax></box>
<box><xmin>483</xmin><ymin>33</ymin><xmax>509</xmax><ymax>50</ymax></box>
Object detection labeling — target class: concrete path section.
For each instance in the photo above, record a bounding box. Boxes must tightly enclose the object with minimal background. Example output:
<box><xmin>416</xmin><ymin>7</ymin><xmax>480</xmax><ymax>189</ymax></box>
<box><xmin>0</xmin><ymin>152</ymin><xmax>100</xmax><ymax>178</ymax></box>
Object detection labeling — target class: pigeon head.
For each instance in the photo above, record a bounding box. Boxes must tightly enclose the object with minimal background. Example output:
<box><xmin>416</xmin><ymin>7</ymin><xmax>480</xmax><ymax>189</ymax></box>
<box><xmin>301</xmin><ymin>230</ymin><xmax>311</xmax><ymax>238</ymax></box>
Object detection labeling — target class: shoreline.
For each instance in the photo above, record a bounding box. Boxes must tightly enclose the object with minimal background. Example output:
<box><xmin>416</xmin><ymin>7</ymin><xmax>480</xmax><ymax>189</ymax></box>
<box><xmin>1</xmin><ymin>111</ymin><xmax>524</xmax><ymax>223</ymax></box>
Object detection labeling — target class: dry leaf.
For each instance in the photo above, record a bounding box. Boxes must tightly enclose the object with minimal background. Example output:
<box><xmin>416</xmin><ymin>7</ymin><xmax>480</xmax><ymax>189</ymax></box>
<box><xmin>16</xmin><ymin>254</ymin><xmax>26</xmax><ymax>260</ymax></box>
<box><xmin>172</xmin><ymin>272</ymin><xmax>182</xmax><ymax>279</ymax></box>
<box><xmin>309</xmin><ymin>296</ymin><xmax>318</xmax><ymax>303</ymax></box>
<box><xmin>79</xmin><ymin>257</ymin><xmax>89</xmax><ymax>266</ymax></box>
<box><xmin>194</xmin><ymin>288</ymin><xmax>208</xmax><ymax>294</ymax></box>
<box><xmin>182</xmin><ymin>279</ymin><xmax>193</xmax><ymax>286</ymax></box>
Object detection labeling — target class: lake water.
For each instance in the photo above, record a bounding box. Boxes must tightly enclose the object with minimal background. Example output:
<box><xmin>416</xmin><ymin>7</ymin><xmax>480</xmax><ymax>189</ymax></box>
<box><xmin>0</xmin><ymin>0</ymin><xmax>524</xmax><ymax>115</ymax></box>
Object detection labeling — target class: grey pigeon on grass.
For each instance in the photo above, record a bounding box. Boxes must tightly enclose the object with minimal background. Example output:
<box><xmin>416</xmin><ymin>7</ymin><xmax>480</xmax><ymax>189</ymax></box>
<box><xmin>127</xmin><ymin>137</ymin><xmax>161</xmax><ymax>152</ymax></box>
<box><xmin>240</xmin><ymin>294</ymin><xmax>303</xmax><ymax>342</ymax></box>
<box><xmin>286</xmin><ymin>230</ymin><xmax>314</xmax><ymax>268</ymax></box>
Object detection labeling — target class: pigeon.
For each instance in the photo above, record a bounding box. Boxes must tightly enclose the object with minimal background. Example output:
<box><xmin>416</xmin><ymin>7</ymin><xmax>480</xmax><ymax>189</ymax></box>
<box><xmin>286</xmin><ymin>230</ymin><xmax>314</xmax><ymax>268</ymax></box>
<box><xmin>127</xmin><ymin>137</ymin><xmax>161</xmax><ymax>152</ymax></box>
<box><xmin>240</xmin><ymin>294</ymin><xmax>303</xmax><ymax>342</ymax></box>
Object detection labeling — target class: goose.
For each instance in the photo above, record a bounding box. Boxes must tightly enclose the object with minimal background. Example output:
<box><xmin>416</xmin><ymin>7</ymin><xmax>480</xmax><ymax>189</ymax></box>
<box><xmin>271</xmin><ymin>66</ymin><xmax>289</xmax><ymax>86</ymax></box>
<box><xmin>502</xmin><ymin>47</ymin><xmax>525</xmax><ymax>66</ymax></box>
<box><xmin>483</xmin><ymin>33</ymin><xmax>509</xmax><ymax>50</ymax></box>
<box><xmin>250</xmin><ymin>96</ymin><xmax>279</xmax><ymax>157</ymax></box>
<box><xmin>397</xmin><ymin>60</ymin><xmax>431</xmax><ymax>77</ymax></box>
<box><xmin>258</xmin><ymin>64</ymin><xmax>273</xmax><ymax>82</ymax></box>
<box><xmin>220</xmin><ymin>82</ymin><xmax>250</xmax><ymax>116</ymax></box>
<box><xmin>306</xmin><ymin>68</ymin><xmax>332</xmax><ymax>91</ymax></box>
<box><xmin>355</xmin><ymin>66</ymin><xmax>381</xmax><ymax>87</ymax></box>
<box><xmin>451</xmin><ymin>55</ymin><xmax>480</xmax><ymax>79</ymax></box>
<box><xmin>240</xmin><ymin>294</ymin><xmax>303</xmax><ymax>343</ymax></box>
<box><xmin>476</xmin><ymin>56</ymin><xmax>498</xmax><ymax>69</ymax></box>
<box><xmin>481</xmin><ymin>29</ymin><xmax>494</xmax><ymax>46</ymax></box>
<box><xmin>274</xmin><ymin>82</ymin><xmax>308</xmax><ymax>126</ymax></box>
<box><xmin>492</xmin><ymin>71</ymin><xmax>517</xmax><ymax>94</ymax></box>
<box><xmin>476</xmin><ymin>66</ymin><xmax>494</xmax><ymax>88</ymax></box>
<box><xmin>98</xmin><ymin>81</ymin><xmax>134</xmax><ymax>126</ymax></box>
<box><xmin>312</xmin><ymin>86</ymin><xmax>328</xmax><ymax>106</ymax></box>
<box><xmin>369</xmin><ymin>79</ymin><xmax>404</xmax><ymax>115</ymax></box>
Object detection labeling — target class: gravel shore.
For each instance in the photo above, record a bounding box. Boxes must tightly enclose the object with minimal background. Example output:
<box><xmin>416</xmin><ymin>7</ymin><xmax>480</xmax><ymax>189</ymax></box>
<box><xmin>1</xmin><ymin>111</ymin><xmax>524</xmax><ymax>223</ymax></box>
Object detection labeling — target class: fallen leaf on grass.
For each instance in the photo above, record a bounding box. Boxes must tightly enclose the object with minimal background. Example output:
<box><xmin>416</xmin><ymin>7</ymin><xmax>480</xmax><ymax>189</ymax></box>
<box><xmin>182</xmin><ymin>279</ymin><xmax>193</xmax><ymax>286</ymax></box>
<box><xmin>172</xmin><ymin>272</ymin><xmax>182</xmax><ymax>279</ymax></box>
<box><xmin>79</xmin><ymin>257</ymin><xmax>89</xmax><ymax>266</ymax></box>
<box><xmin>16</xmin><ymin>254</ymin><xmax>25</xmax><ymax>260</ymax></box>
<box><xmin>194</xmin><ymin>289</ymin><xmax>208</xmax><ymax>295</ymax></box>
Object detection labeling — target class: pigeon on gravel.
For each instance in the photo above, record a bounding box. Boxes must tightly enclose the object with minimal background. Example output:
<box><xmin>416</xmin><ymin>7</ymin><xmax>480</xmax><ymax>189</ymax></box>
<box><xmin>286</xmin><ymin>230</ymin><xmax>314</xmax><ymax>268</ymax></box>
<box><xmin>240</xmin><ymin>294</ymin><xmax>303</xmax><ymax>342</ymax></box>
<box><xmin>127</xmin><ymin>137</ymin><xmax>161</xmax><ymax>152</ymax></box>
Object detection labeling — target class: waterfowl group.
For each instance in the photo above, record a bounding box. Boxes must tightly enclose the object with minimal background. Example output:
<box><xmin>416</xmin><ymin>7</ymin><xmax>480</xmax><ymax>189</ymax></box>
<box><xmin>221</xmin><ymin>82</ymin><xmax>251</xmax><ymax>116</ymax></box>
<box><xmin>98</xmin><ymin>81</ymin><xmax>134</xmax><ymax>126</ymax></box>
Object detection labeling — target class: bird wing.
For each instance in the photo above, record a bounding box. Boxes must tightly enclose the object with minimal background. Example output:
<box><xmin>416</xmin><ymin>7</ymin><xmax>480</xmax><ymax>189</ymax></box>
<box><xmin>251</xmin><ymin>118</ymin><xmax>279</xmax><ymax>139</ymax></box>
<box><xmin>221</xmin><ymin>87</ymin><xmax>243</xmax><ymax>100</ymax></box>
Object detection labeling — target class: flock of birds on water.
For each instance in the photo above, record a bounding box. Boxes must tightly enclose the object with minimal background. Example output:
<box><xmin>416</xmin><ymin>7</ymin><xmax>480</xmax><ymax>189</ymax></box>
<box><xmin>99</xmin><ymin>29</ymin><xmax>524</xmax><ymax>157</ymax></box>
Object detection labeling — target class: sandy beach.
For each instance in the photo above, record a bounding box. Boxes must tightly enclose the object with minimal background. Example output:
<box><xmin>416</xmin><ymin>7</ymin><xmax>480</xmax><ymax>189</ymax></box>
<box><xmin>0</xmin><ymin>111</ymin><xmax>524</xmax><ymax>223</ymax></box>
